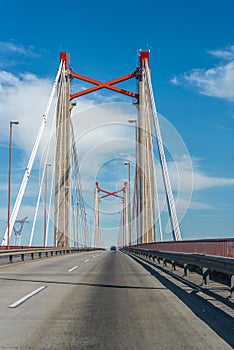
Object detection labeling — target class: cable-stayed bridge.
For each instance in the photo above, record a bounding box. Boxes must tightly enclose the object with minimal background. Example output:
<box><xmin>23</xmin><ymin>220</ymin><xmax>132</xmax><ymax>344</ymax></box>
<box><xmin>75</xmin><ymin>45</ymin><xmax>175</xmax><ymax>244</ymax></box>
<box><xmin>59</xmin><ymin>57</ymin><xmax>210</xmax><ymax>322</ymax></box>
<box><xmin>0</xmin><ymin>51</ymin><xmax>233</xmax><ymax>350</ymax></box>
<box><xmin>1</xmin><ymin>50</ymin><xmax>181</xmax><ymax>249</ymax></box>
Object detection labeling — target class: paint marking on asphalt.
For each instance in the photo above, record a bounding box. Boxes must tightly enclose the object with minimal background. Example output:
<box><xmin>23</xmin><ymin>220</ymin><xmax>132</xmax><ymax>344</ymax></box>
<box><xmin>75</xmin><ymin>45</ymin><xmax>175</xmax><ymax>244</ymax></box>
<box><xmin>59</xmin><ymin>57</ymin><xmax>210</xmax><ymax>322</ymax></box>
<box><xmin>93</xmin><ymin>256</ymin><xmax>96</xmax><ymax>258</ymax></box>
<box><xmin>68</xmin><ymin>265</ymin><xmax>78</xmax><ymax>272</ymax></box>
<box><xmin>8</xmin><ymin>286</ymin><xmax>46</xmax><ymax>309</ymax></box>
<box><xmin>85</xmin><ymin>259</ymin><xmax>89</xmax><ymax>263</ymax></box>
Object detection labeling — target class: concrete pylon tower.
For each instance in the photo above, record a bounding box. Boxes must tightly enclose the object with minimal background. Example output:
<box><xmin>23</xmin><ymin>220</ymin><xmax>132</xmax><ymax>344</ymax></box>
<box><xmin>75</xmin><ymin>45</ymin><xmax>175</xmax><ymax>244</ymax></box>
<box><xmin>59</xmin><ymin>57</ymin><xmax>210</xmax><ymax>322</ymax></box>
<box><xmin>138</xmin><ymin>51</ymin><xmax>155</xmax><ymax>243</ymax></box>
<box><xmin>54</xmin><ymin>52</ymin><xmax>71</xmax><ymax>247</ymax></box>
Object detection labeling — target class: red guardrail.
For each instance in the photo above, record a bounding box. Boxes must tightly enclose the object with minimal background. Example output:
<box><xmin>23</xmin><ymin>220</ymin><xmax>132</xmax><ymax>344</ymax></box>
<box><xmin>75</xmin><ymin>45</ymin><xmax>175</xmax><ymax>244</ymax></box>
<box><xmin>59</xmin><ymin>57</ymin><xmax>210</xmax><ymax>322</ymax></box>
<box><xmin>132</xmin><ymin>238</ymin><xmax>234</xmax><ymax>258</ymax></box>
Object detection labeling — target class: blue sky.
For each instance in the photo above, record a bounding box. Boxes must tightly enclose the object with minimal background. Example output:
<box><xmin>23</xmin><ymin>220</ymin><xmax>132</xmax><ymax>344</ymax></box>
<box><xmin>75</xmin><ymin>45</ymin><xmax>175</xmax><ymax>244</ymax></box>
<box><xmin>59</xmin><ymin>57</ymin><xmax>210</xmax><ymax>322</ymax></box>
<box><xmin>0</xmin><ymin>0</ymin><xmax>233</xmax><ymax>247</ymax></box>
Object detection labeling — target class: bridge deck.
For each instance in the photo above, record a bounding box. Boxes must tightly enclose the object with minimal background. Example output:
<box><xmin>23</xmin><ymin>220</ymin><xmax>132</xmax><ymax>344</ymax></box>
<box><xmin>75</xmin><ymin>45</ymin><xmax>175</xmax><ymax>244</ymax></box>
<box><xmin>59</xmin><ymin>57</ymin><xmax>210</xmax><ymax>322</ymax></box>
<box><xmin>0</xmin><ymin>251</ymin><xmax>233</xmax><ymax>349</ymax></box>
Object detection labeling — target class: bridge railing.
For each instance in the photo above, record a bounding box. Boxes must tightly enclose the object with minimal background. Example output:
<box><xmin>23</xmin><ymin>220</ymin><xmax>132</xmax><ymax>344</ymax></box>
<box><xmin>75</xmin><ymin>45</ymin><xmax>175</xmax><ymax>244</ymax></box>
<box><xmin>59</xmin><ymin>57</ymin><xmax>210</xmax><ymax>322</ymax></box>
<box><xmin>129</xmin><ymin>238</ymin><xmax>234</xmax><ymax>258</ymax></box>
<box><xmin>0</xmin><ymin>247</ymin><xmax>104</xmax><ymax>264</ymax></box>
<box><xmin>122</xmin><ymin>247</ymin><xmax>234</xmax><ymax>298</ymax></box>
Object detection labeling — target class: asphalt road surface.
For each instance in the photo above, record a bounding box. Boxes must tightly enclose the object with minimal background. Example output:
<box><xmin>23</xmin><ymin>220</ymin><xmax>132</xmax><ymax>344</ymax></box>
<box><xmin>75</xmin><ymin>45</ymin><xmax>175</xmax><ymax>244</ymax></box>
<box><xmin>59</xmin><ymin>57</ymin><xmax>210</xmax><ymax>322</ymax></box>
<box><xmin>0</xmin><ymin>250</ymin><xmax>233</xmax><ymax>349</ymax></box>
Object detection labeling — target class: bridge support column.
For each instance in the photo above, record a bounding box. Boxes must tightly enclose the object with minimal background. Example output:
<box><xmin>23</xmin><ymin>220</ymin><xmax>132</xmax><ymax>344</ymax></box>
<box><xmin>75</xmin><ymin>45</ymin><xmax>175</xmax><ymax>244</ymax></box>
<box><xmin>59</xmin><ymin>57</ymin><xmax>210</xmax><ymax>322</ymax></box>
<box><xmin>54</xmin><ymin>52</ymin><xmax>71</xmax><ymax>247</ymax></box>
<box><xmin>138</xmin><ymin>51</ymin><xmax>155</xmax><ymax>244</ymax></box>
<box><xmin>202</xmin><ymin>267</ymin><xmax>210</xmax><ymax>286</ymax></box>
<box><xmin>183</xmin><ymin>264</ymin><xmax>189</xmax><ymax>277</ymax></box>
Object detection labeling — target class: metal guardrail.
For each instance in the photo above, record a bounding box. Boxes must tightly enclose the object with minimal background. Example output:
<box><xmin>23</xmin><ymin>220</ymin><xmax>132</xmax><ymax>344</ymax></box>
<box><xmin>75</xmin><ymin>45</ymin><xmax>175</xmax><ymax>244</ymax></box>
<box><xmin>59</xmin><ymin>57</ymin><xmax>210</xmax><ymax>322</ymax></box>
<box><xmin>0</xmin><ymin>247</ymin><xmax>104</xmax><ymax>264</ymax></box>
<box><xmin>122</xmin><ymin>247</ymin><xmax>234</xmax><ymax>298</ymax></box>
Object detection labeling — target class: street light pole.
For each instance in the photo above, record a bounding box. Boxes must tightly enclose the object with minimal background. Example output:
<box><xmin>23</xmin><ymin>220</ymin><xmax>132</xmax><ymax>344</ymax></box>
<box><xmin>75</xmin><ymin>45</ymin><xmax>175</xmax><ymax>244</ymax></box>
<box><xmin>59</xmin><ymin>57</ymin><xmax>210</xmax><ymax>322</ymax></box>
<box><xmin>76</xmin><ymin>202</ymin><xmax>80</xmax><ymax>247</ymax></box>
<box><xmin>84</xmin><ymin>213</ymin><xmax>87</xmax><ymax>247</ymax></box>
<box><xmin>124</xmin><ymin>162</ymin><xmax>132</xmax><ymax>247</ymax></box>
<box><xmin>124</xmin><ymin>161</ymin><xmax>131</xmax><ymax>245</ymax></box>
<box><xmin>44</xmin><ymin>163</ymin><xmax>51</xmax><ymax>248</ymax></box>
<box><xmin>7</xmin><ymin>120</ymin><xmax>19</xmax><ymax>249</ymax></box>
<box><xmin>121</xmin><ymin>198</ymin><xmax>125</xmax><ymax>247</ymax></box>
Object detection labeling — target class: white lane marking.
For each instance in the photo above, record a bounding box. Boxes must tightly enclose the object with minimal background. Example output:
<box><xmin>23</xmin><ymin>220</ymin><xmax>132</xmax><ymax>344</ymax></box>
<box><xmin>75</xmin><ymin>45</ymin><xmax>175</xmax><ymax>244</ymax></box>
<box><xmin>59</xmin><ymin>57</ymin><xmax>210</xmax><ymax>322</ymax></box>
<box><xmin>85</xmin><ymin>259</ymin><xmax>89</xmax><ymax>263</ymax></box>
<box><xmin>92</xmin><ymin>256</ymin><xmax>96</xmax><ymax>258</ymax></box>
<box><xmin>8</xmin><ymin>286</ymin><xmax>46</xmax><ymax>309</ymax></box>
<box><xmin>68</xmin><ymin>265</ymin><xmax>78</xmax><ymax>272</ymax></box>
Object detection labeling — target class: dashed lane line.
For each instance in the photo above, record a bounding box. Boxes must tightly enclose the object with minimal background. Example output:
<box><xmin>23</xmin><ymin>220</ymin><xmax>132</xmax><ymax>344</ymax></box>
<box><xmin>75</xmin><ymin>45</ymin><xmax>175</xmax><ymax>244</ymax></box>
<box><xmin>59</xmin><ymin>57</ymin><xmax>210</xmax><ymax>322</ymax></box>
<box><xmin>68</xmin><ymin>265</ymin><xmax>78</xmax><ymax>272</ymax></box>
<box><xmin>8</xmin><ymin>286</ymin><xmax>47</xmax><ymax>309</ymax></box>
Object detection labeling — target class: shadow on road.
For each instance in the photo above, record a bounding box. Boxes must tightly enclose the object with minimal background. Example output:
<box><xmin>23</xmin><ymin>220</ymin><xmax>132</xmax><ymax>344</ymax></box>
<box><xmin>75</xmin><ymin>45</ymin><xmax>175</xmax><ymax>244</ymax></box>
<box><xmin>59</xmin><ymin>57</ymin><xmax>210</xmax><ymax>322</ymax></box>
<box><xmin>0</xmin><ymin>276</ymin><xmax>167</xmax><ymax>291</ymax></box>
<box><xmin>130</xmin><ymin>255</ymin><xmax>234</xmax><ymax>349</ymax></box>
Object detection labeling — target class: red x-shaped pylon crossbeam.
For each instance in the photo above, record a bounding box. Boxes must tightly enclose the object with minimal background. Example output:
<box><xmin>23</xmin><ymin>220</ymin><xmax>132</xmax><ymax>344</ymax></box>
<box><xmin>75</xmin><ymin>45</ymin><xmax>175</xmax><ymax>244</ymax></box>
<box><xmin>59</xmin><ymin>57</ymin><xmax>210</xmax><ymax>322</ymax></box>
<box><xmin>99</xmin><ymin>187</ymin><xmax>124</xmax><ymax>200</ymax></box>
<box><xmin>70</xmin><ymin>69</ymin><xmax>138</xmax><ymax>100</ymax></box>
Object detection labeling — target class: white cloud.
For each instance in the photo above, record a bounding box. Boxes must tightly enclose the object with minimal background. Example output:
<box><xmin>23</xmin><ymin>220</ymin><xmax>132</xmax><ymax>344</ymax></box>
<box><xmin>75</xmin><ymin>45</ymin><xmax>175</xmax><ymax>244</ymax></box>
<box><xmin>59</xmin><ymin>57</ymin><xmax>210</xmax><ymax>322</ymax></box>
<box><xmin>166</xmin><ymin>156</ymin><xmax>234</xmax><ymax>192</ymax></box>
<box><xmin>170</xmin><ymin>76</ymin><xmax>179</xmax><ymax>85</ymax></box>
<box><xmin>208</xmin><ymin>45</ymin><xmax>234</xmax><ymax>60</ymax></box>
<box><xmin>0</xmin><ymin>41</ymin><xmax>37</xmax><ymax>57</ymax></box>
<box><xmin>0</xmin><ymin>69</ymin><xmax>51</xmax><ymax>153</ymax></box>
<box><xmin>184</xmin><ymin>62</ymin><xmax>234</xmax><ymax>100</ymax></box>
<box><xmin>177</xmin><ymin>197</ymin><xmax>214</xmax><ymax>211</ymax></box>
<box><xmin>171</xmin><ymin>45</ymin><xmax>234</xmax><ymax>101</ymax></box>
<box><xmin>0</xmin><ymin>42</ymin><xmax>39</xmax><ymax>69</ymax></box>
<box><xmin>192</xmin><ymin>170</ymin><xmax>234</xmax><ymax>191</ymax></box>
<box><xmin>153</xmin><ymin>155</ymin><xmax>234</xmax><ymax>214</ymax></box>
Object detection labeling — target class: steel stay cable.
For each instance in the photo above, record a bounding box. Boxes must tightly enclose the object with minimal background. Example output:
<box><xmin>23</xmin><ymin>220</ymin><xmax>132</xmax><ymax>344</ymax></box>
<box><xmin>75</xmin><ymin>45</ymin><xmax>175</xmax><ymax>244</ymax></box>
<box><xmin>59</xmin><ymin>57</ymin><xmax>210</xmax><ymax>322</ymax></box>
<box><xmin>143</xmin><ymin>68</ymin><xmax>163</xmax><ymax>242</ymax></box>
<box><xmin>140</xmin><ymin>72</ymin><xmax>146</xmax><ymax>242</ymax></box>
<box><xmin>145</xmin><ymin>62</ymin><xmax>181</xmax><ymax>241</ymax></box>
<box><xmin>29</xmin><ymin>67</ymin><xmax>65</xmax><ymax>246</ymax></box>
<box><xmin>70</xmin><ymin>127</ymin><xmax>85</xmax><ymax>246</ymax></box>
<box><xmin>1</xmin><ymin>61</ymin><xmax>64</xmax><ymax>246</ymax></box>
<box><xmin>154</xmin><ymin>162</ymin><xmax>163</xmax><ymax>241</ymax></box>
<box><xmin>70</xmin><ymin>122</ymin><xmax>88</xmax><ymax>246</ymax></box>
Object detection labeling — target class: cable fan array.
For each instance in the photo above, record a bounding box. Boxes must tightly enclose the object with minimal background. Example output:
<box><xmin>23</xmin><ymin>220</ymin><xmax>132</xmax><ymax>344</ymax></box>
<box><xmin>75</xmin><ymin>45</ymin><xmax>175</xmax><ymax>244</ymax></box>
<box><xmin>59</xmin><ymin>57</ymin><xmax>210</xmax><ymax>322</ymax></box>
<box><xmin>121</xmin><ymin>58</ymin><xmax>181</xmax><ymax>247</ymax></box>
<box><xmin>1</xmin><ymin>61</ymin><xmax>89</xmax><ymax>247</ymax></box>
